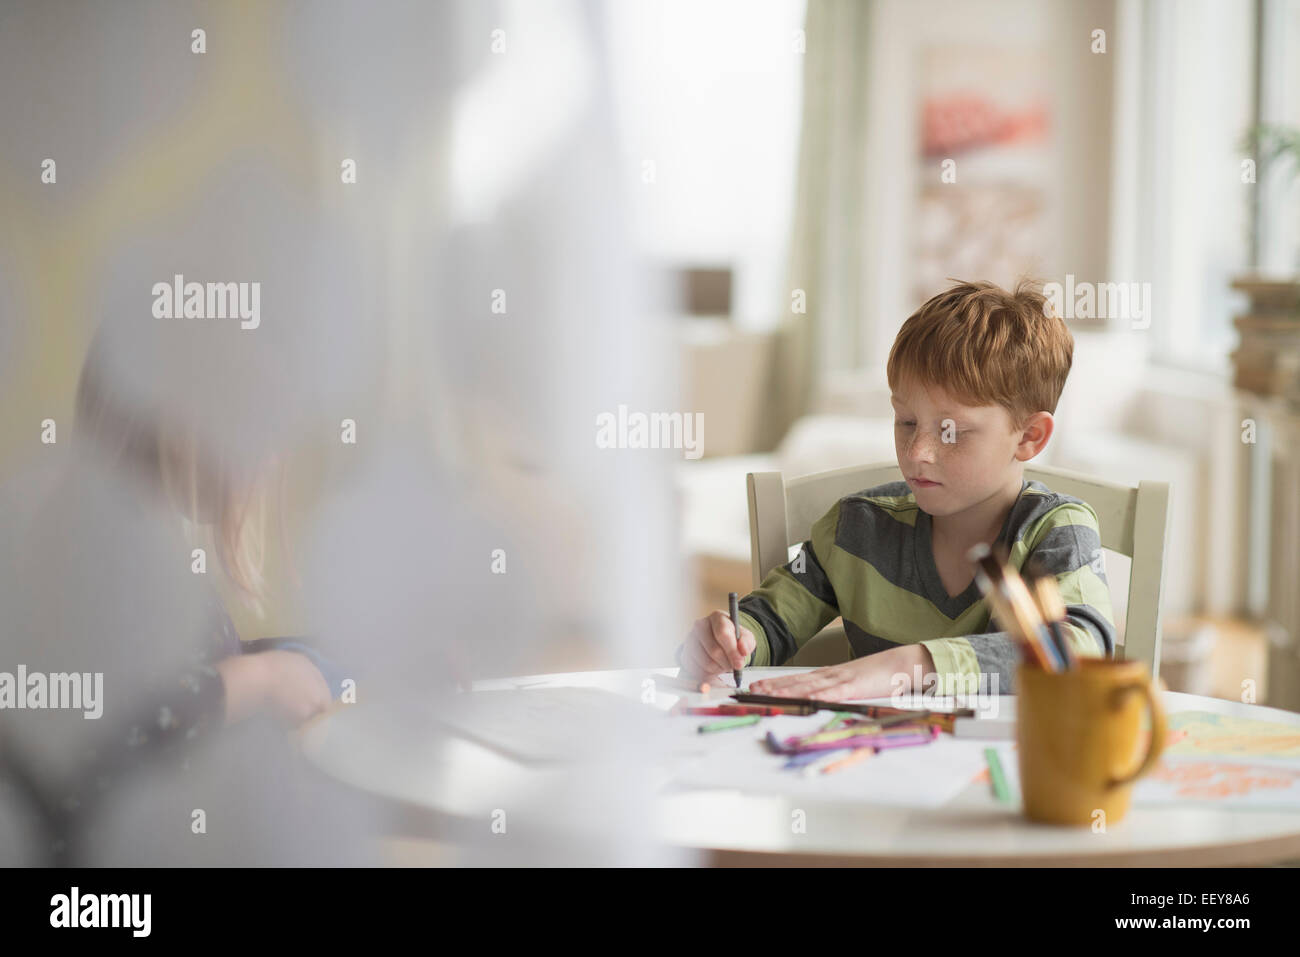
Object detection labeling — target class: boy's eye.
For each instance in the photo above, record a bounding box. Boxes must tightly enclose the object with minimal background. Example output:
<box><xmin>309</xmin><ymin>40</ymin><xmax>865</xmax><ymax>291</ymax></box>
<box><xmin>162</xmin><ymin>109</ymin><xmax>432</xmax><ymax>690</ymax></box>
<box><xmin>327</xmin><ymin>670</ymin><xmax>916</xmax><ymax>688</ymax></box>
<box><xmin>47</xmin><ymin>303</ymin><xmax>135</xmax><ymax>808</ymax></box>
<box><xmin>894</xmin><ymin>420</ymin><xmax>915</xmax><ymax>428</ymax></box>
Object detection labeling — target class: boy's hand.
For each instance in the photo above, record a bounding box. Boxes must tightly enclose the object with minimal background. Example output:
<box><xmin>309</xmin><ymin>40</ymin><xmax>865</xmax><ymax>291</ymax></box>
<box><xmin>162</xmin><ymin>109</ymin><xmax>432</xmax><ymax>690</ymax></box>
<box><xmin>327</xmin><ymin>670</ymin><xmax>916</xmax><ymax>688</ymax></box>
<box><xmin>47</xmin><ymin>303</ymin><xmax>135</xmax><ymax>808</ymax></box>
<box><xmin>680</xmin><ymin>610</ymin><xmax>755</xmax><ymax>680</ymax></box>
<box><xmin>749</xmin><ymin>644</ymin><xmax>935</xmax><ymax>701</ymax></box>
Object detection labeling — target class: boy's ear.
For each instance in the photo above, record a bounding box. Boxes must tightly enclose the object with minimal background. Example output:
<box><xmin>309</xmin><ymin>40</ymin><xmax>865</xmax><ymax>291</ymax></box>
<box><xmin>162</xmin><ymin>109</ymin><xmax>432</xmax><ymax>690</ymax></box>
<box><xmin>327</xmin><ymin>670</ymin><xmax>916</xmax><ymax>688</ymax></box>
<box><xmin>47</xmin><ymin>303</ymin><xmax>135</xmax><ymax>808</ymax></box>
<box><xmin>1014</xmin><ymin>411</ymin><xmax>1054</xmax><ymax>461</ymax></box>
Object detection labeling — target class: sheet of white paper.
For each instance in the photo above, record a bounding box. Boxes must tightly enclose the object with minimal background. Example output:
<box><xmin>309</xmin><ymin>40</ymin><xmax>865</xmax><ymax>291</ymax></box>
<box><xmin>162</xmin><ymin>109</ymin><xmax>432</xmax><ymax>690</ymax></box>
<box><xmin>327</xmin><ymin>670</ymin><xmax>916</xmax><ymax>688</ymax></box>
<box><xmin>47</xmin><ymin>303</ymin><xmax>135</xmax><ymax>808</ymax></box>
<box><xmin>453</xmin><ymin>670</ymin><xmax>1014</xmax><ymax>806</ymax></box>
<box><xmin>439</xmin><ymin>687</ymin><xmax>661</xmax><ymax>763</ymax></box>
<box><xmin>660</xmin><ymin>712</ymin><xmax>993</xmax><ymax>808</ymax></box>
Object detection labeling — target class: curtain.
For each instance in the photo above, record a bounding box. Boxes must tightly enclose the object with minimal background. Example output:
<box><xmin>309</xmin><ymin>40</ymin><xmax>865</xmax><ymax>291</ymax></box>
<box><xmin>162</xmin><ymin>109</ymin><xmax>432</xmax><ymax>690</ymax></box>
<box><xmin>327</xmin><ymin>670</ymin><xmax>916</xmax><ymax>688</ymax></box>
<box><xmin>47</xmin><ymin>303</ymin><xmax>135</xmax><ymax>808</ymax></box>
<box><xmin>762</xmin><ymin>0</ymin><xmax>875</xmax><ymax>450</ymax></box>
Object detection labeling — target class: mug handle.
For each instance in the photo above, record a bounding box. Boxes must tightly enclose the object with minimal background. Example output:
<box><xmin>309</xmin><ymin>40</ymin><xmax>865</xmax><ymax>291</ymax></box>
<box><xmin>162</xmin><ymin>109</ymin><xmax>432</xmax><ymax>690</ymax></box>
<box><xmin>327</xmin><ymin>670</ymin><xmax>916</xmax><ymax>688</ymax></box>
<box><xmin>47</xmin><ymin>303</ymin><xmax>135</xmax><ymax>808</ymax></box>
<box><xmin>1107</xmin><ymin>677</ymin><xmax>1168</xmax><ymax>789</ymax></box>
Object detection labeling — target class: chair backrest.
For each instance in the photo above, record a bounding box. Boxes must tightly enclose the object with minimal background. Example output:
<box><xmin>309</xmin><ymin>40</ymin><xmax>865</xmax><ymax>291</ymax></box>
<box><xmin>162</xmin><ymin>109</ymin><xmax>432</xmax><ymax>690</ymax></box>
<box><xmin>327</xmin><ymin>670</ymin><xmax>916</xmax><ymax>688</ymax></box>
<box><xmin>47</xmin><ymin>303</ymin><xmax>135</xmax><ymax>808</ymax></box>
<box><xmin>746</xmin><ymin>461</ymin><xmax>1172</xmax><ymax>677</ymax></box>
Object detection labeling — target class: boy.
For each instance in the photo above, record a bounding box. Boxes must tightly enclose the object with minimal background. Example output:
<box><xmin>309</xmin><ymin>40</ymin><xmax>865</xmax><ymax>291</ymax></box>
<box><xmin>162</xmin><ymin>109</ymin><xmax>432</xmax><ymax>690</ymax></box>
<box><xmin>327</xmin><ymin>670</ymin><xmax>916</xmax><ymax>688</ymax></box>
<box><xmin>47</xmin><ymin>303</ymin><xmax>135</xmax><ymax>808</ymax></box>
<box><xmin>679</xmin><ymin>279</ymin><xmax>1115</xmax><ymax>698</ymax></box>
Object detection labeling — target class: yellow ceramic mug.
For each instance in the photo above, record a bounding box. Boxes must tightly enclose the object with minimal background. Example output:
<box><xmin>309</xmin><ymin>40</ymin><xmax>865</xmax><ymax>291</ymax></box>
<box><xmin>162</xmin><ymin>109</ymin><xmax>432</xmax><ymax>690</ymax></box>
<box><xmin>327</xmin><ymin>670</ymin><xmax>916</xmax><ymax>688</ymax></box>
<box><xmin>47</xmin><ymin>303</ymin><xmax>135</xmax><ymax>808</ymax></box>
<box><xmin>1017</xmin><ymin>657</ymin><xmax>1167</xmax><ymax>826</ymax></box>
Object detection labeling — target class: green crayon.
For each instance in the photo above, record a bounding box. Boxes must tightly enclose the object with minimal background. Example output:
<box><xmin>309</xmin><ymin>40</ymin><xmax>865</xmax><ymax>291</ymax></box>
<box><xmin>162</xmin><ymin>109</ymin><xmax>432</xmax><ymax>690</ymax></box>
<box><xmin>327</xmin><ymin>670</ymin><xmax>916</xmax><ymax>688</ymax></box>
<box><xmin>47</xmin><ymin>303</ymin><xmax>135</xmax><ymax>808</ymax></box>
<box><xmin>698</xmin><ymin>714</ymin><xmax>762</xmax><ymax>733</ymax></box>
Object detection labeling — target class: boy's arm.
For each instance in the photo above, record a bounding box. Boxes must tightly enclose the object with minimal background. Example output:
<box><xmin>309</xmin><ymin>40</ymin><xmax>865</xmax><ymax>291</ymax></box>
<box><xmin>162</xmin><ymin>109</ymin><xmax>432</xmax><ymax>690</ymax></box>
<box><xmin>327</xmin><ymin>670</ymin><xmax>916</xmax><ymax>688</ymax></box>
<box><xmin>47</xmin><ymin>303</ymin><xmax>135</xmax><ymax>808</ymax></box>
<box><xmin>919</xmin><ymin>501</ymin><xmax>1117</xmax><ymax>695</ymax></box>
<box><xmin>737</xmin><ymin>501</ymin><xmax>842</xmax><ymax>667</ymax></box>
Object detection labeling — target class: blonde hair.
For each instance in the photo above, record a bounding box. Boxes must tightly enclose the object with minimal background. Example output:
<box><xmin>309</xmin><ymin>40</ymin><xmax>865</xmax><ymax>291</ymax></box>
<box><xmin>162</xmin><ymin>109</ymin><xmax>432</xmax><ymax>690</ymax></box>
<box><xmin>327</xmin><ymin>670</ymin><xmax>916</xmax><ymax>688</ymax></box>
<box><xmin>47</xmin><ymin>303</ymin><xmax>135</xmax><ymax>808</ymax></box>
<box><xmin>74</xmin><ymin>330</ymin><xmax>277</xmax><ymax>611</ymax></box>
<box><xmin>886</xmin><ymin>278</ymin><xmax>1073</xmax><ymax>428</ymax></box>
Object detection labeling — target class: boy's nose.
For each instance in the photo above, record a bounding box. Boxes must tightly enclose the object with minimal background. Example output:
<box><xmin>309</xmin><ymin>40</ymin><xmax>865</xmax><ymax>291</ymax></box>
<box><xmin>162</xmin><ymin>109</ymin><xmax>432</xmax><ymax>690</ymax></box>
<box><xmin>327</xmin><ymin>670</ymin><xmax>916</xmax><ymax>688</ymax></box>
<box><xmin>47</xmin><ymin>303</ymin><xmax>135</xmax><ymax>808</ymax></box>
<box><xmin>904</xmin><ymin>431</ymin><xmax>938</xmax><ymax>463</ymax></box>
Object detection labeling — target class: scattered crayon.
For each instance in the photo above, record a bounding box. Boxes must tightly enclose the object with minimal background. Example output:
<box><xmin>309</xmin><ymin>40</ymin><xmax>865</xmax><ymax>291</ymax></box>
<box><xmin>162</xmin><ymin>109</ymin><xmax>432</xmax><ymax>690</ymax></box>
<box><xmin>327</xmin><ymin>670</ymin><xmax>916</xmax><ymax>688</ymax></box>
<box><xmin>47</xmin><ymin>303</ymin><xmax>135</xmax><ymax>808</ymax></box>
<box><xmin>821</xmin><ymin>747</ymin><xmax>876</xmax><ymax>774</ymax></box>
<box><xmin>926</xmin><ymin>713</ymin><xmax>959</xmax><ymax>733</ymax></box>
<box><xmin>822</xmin><ymin>712</ymin><xmax>860</xmax><ymax>730</ymax></box>
<box><xmin>985</xmin><ymin>747</ymin><xmax>1012</xmax><ymax>803</ymax></box>
<box><xmin>680</xmin><ymin>704</ymin><xmax>815</xmax><ymax>717</ymax></box>
<box><xmin>698</xmin><ymin>714</ymin><xmax>761</xmax><ymax>733</ymax></box>
<box><xmin>786</xmin><ymin>748</ymin><xmax>843</xmax><ymax>770</ymax></box>
<box><xmin>802</xmin><ymin>749</ymin><xmax>854</xmax><ymax>776</ymax></box>
<box><xmin>771</xmin><ymin>725</ymin><xmax>939</xmax><ymax>754</ymax></box>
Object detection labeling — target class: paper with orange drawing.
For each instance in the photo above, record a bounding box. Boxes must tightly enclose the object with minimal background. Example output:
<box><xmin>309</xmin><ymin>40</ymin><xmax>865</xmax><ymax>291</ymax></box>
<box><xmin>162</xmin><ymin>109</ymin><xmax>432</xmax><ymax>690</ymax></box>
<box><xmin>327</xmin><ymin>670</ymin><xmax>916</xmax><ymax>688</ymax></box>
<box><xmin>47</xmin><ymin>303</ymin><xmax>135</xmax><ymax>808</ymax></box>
<box><xmin>1162</xmin><ymin>710</ymin><xmax>1300</xmax><ymax>762</ymax></box>
<box><xmin>968</xmin><ymin>710</ymin><xmax>1300</xmax><ymax>810</ymax></box>
<box><xmin>969</xmin><ymin>741</ymin><xmax>1300</xmax><ymax>810</ymax></box>
<box><xmin>1130</xmin><ymin>710</ymin><xmax>1300</xmax><ymax>809</ymax></box>
<box><xmin>1135</xmin><ymin>759</ymin><xmax>1300</xmax><ymax>809</ymax></box>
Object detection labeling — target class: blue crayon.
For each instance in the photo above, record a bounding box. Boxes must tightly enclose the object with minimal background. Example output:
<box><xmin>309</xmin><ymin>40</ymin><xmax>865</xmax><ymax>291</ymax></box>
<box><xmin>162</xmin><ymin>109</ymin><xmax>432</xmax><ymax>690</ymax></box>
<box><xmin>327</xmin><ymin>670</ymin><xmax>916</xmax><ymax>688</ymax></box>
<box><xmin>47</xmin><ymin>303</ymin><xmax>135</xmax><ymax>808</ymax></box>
<box><xmin>783</xmin><ymin>748</ymin><xmax>842</xmax><ymax>769</ymax></box>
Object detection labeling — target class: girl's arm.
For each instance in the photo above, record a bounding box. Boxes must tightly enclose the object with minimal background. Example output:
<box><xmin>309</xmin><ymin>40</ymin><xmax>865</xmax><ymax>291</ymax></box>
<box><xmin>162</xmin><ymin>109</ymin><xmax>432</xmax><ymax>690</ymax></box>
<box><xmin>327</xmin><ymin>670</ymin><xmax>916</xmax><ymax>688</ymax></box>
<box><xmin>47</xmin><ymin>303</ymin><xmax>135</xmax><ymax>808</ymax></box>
<box><xmin>216</xmin><ymin>650</ymin><xmax>332</xmax><ymax>727</ymax></box>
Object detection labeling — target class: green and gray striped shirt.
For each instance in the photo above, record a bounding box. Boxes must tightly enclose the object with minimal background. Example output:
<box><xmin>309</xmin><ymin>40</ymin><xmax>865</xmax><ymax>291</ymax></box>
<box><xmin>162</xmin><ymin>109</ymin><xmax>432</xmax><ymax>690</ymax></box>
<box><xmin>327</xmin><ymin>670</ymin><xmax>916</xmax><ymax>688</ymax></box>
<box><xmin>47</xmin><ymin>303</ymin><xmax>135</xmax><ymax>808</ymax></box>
<box><xmin>738</xmin><ymin>478</ymin><xmax>1116</xmax><ymax>694</ymax></box>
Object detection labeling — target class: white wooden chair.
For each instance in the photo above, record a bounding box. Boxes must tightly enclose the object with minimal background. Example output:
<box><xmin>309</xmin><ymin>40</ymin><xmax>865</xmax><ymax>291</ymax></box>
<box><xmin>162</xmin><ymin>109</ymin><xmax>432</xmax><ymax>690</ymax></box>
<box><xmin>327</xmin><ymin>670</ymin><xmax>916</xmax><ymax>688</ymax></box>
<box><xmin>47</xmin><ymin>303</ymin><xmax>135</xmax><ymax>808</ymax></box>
<box><xmin>746</xmin><ymin>462</ymin><xmax>1172</xmax><ymax>678</ymax></box>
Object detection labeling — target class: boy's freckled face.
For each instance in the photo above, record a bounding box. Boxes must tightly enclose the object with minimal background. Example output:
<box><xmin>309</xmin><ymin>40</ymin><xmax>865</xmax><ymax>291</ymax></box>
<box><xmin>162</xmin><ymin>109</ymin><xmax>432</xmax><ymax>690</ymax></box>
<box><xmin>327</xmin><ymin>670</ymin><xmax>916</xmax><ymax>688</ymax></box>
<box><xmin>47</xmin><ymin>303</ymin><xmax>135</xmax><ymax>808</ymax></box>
<box><xmin>890</xmin><ymin>381</ymin><xmax>1022</xmax><ymax>517</ymax></box>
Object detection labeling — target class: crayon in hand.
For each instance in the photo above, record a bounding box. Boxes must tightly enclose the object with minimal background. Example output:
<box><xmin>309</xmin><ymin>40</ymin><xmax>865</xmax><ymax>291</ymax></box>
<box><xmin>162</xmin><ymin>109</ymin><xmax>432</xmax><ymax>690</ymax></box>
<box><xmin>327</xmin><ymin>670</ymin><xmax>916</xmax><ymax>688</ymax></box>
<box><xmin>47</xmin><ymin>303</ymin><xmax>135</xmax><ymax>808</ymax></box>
<box><xmin>729</xmin><ymin>592</ymin><xmax>744</xmax><ymax>690</ymax></box>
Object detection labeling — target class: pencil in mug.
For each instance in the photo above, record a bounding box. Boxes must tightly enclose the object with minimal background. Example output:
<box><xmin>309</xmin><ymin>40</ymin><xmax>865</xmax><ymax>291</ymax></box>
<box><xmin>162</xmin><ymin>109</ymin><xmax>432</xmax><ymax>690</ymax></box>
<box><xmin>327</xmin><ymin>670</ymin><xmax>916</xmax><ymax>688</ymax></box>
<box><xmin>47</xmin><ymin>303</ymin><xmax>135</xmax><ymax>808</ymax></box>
<box><xmin>967</xmin><ymin>543</ymin><xmax>1059</xmax><ymax>671</ymax></box>
<box><xmin>1027</xmin><ymin>572</ymin><xmax>1076</xmax><ymax>669</ymax></box>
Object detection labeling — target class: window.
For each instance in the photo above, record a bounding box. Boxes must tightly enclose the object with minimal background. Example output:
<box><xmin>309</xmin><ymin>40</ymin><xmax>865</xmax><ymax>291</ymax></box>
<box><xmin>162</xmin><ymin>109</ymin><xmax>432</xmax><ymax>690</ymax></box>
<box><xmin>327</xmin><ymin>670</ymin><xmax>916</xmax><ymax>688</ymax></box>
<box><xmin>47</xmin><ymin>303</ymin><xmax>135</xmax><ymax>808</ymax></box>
<box><xmin>1118</xmin><ymin>0</ymin><xmax>1257</xmax><ymax>370</ymax></box>
<box><xmin>1256</xmin><ymin>0</ymin><xmax>1300</xmax><ymax>275</ymax></box>
<box><xmin>603</xmin><ymin>0</ymin><xmax>807</xmax><ymax>329</ymax></box>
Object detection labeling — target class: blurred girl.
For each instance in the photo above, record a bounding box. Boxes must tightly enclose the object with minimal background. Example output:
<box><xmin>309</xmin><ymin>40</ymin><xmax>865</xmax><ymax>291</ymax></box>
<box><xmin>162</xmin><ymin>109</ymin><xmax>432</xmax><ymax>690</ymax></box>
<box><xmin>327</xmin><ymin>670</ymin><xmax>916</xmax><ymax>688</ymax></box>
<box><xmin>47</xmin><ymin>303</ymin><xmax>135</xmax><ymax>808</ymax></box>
<box><xmin>0</xmin><ymin>328</ymin><xmax>342</xmax><ymax>863</ymax></box>
<box><xmin>72</xmin><ymin>327</ymin><xmax>336</xmax><ymax>733</ymax></box>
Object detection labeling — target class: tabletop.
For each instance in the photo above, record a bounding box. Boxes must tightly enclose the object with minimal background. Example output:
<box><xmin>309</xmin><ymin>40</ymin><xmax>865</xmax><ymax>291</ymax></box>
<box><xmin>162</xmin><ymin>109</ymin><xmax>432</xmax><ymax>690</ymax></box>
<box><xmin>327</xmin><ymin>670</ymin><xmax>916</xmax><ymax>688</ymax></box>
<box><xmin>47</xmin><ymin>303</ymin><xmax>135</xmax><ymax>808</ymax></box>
<box><xmin>299</xmin><ymin>667</ymin><xmax>1300</xmax><ymax>866</ymax></box>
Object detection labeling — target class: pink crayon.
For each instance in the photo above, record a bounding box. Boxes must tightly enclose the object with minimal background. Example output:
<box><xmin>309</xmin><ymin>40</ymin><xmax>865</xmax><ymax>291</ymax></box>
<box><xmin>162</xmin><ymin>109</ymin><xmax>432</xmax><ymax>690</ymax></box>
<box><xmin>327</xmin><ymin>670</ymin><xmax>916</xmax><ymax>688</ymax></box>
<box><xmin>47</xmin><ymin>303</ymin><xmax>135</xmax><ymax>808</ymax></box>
<box><xmin>775</xmin><ymin>725</ymin><xmax>939</xmax><ymax>754</ymax></box>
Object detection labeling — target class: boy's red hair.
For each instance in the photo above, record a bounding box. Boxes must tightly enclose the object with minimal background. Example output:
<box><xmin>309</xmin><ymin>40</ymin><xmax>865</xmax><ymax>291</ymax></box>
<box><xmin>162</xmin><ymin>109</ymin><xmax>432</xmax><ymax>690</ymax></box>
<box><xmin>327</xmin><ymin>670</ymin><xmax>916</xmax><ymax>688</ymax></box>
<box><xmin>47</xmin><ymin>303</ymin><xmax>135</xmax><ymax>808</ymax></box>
<box><xmin>886</xmin><ymin>278</ymin><xmax>1073</xmax><ymax>427</ymax></box>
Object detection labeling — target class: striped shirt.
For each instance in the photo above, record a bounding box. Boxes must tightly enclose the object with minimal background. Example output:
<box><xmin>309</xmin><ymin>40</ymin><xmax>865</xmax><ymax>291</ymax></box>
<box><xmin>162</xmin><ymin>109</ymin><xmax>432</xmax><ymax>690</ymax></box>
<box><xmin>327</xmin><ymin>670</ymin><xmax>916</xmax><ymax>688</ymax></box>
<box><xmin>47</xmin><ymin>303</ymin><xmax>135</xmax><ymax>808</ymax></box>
<box><xmin>738</xmin><ymin>478</ymin><xmax>1116</xmax><ymax>694</ymax></box>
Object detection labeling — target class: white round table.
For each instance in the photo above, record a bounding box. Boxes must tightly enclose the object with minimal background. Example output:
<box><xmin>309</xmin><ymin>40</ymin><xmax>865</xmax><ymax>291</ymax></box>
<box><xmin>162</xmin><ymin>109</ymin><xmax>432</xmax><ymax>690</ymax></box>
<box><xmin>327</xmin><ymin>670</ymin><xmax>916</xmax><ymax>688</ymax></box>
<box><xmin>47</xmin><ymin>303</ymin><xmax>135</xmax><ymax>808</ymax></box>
<box><xmin>299</xmin><ymin>667</ymin><xmax>1300</xmax><ymax>866</ymax></box>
